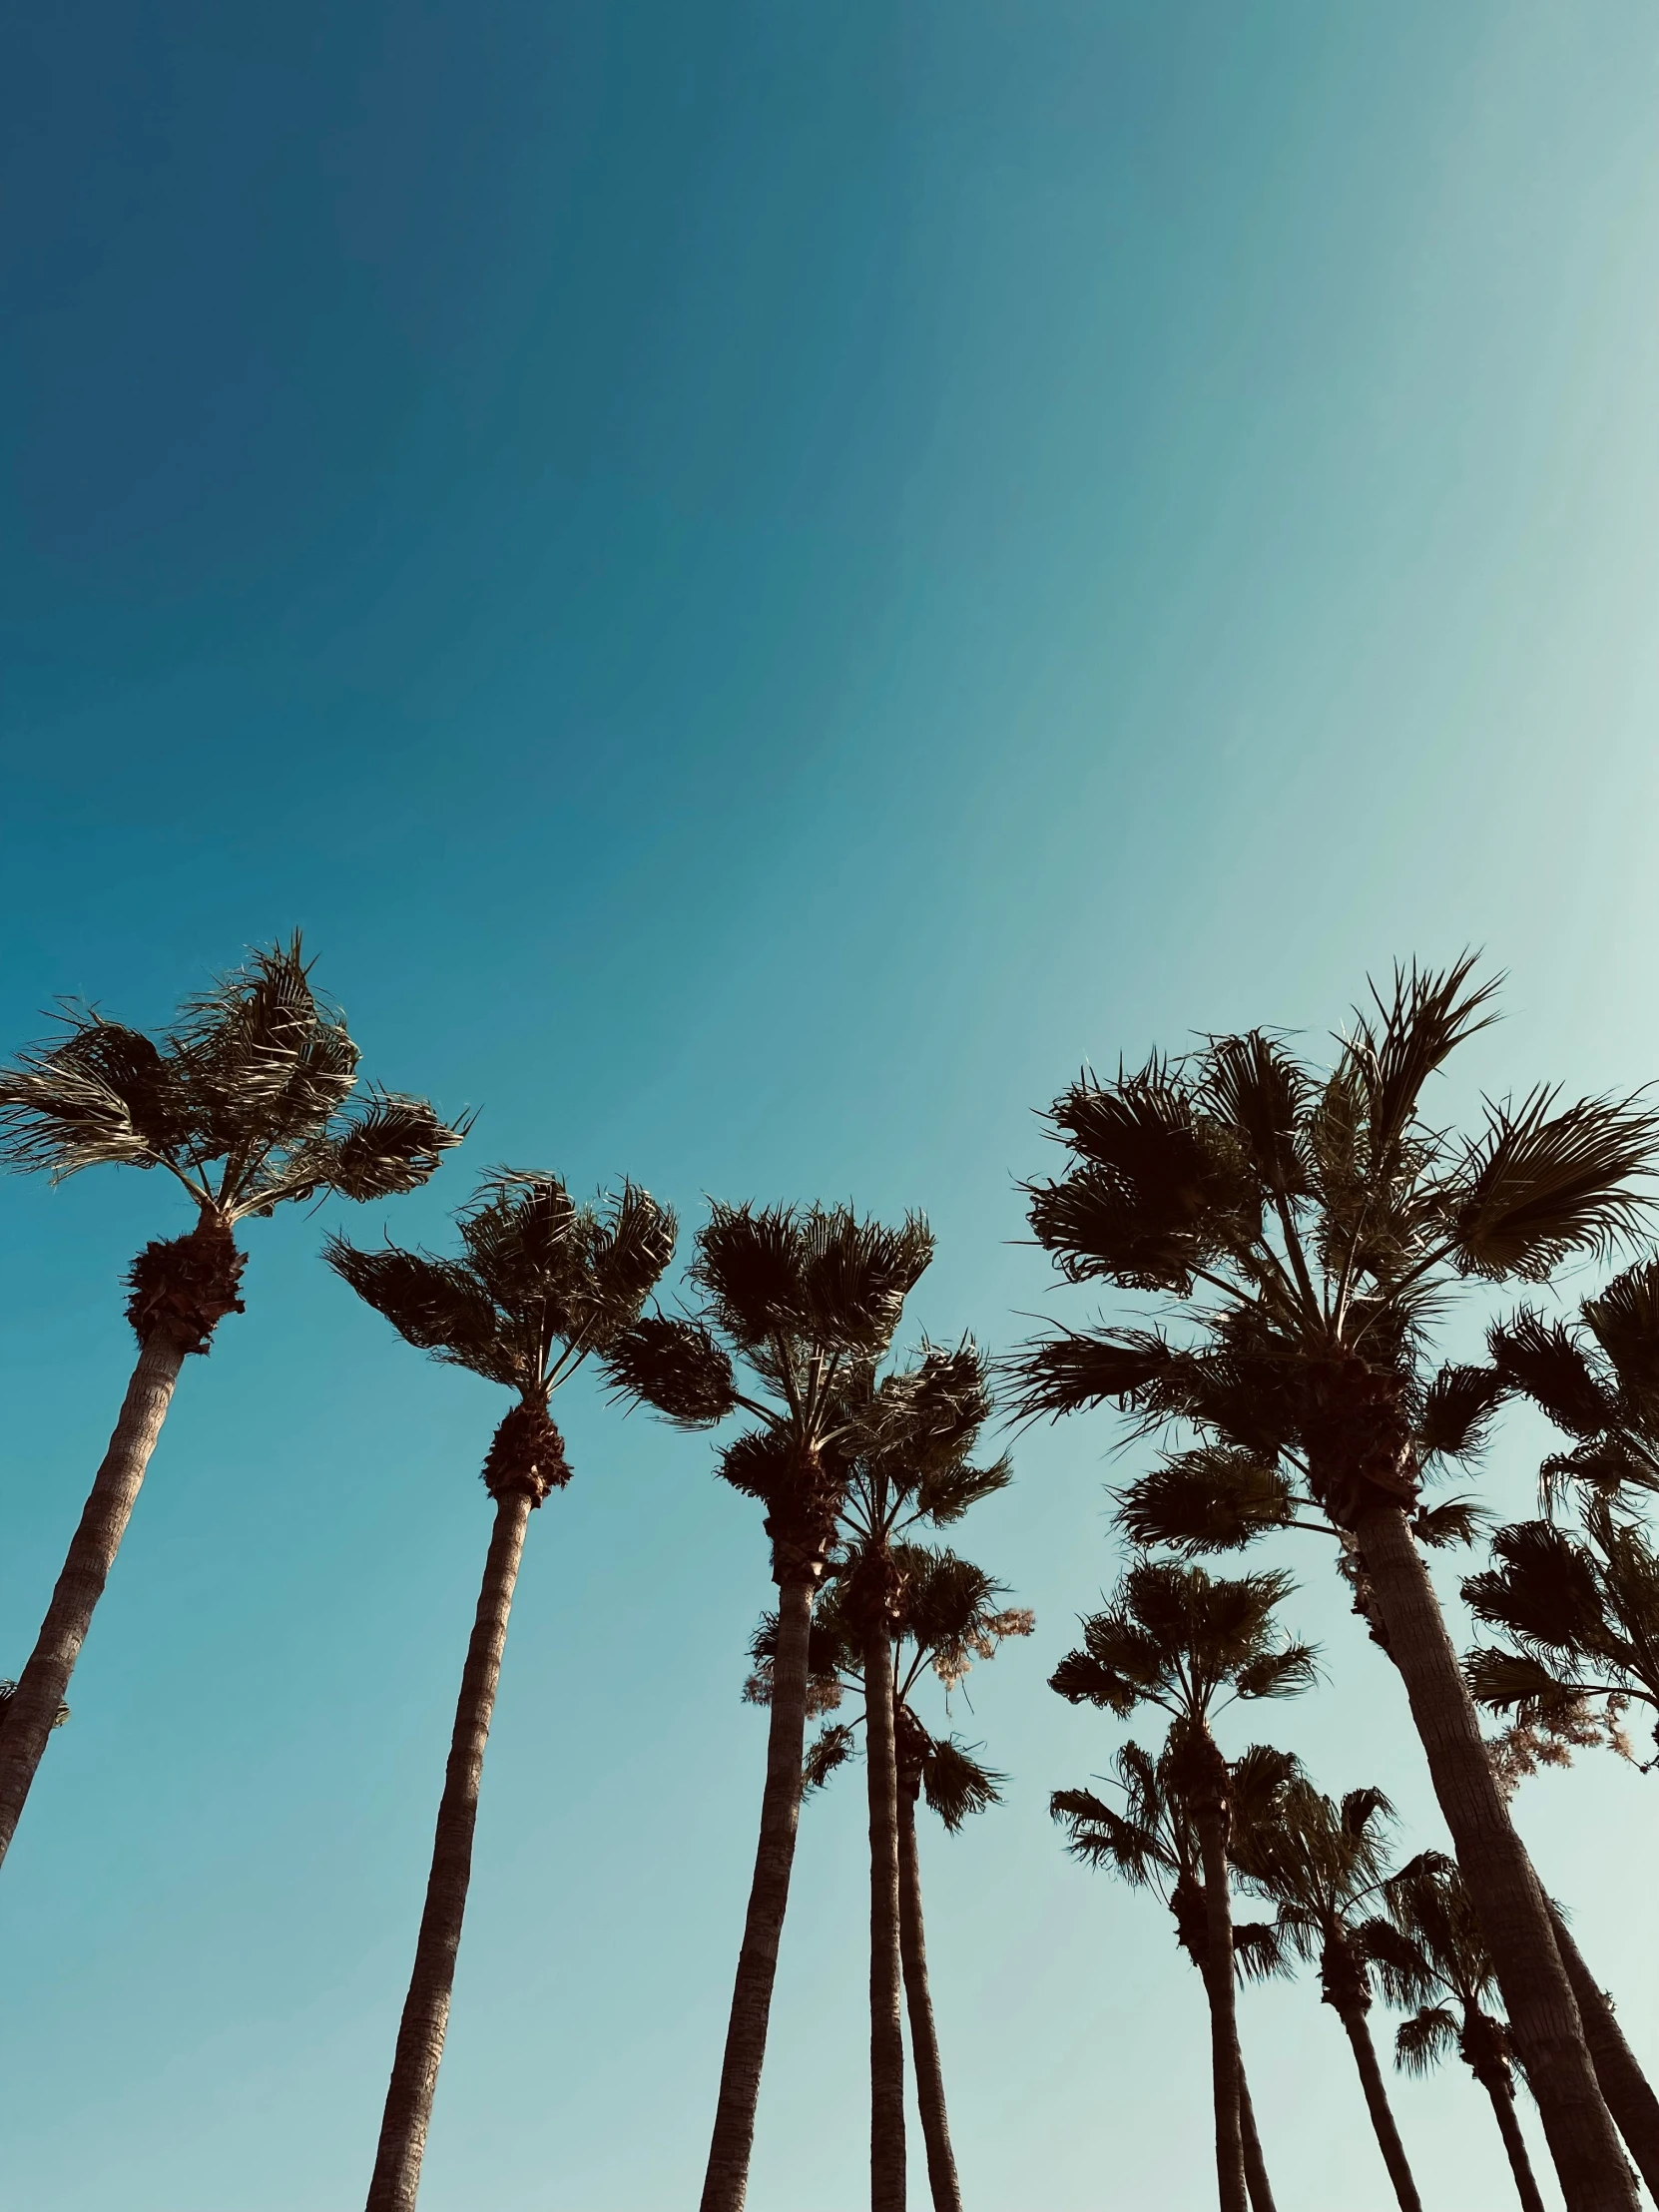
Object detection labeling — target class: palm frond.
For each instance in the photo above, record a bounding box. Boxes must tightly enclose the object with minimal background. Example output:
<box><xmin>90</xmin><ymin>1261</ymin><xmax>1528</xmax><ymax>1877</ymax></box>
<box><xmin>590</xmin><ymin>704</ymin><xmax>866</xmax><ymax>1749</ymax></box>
<box><xmin>1003</xmin><ymin>1325</ymin><xmax>1192</xmax><ymax>1424</ymax></box>
<box><xmin>1417</xmin><ymin>1363</ymin><xmax>1508</xmax><ymax>1462</ymax></box>
<box><xmin>1199</xmin><ymin>1031</ymin><xmax>1312</xmax><ymax>1197</ymax></box>
<box><xmin>1116</xmin><ymin>1447</ymin><xmax>1296</xmax><ymax>1556</ymax></box>
<box><xmin>0</xmin><ymin>1015</ymin><xmax>193</xmax><ymax>1180</ymax></box>
<box><xmin>1487</xmin><ymin>1309</ymin><xmax>1614</xmax><ymax>1438</ymax></box>
<box><xmin>1395</xmin><ymin>2004</ymin><xmax>1460</xmax><ymax>2077</ymax></box>
<box><xmin>323</xmin><ymin>1237</ymin><xmax>520</xmax><ymax>1385</ymax></box>
<box><xmin>922</xmin><ymin>1735</ymin><xmax>1004</xmax><ymax>1830</ymax></box>
<box><xmin>601</xmin><ymin>1314</ymin><xmax>741</xmax><ymax>1426</ymax></box>
<box><xmin>1451</xmin><ymin>1090</ymin><xmax>1658</xmax><ymax>1283</ymax></box>
<box><xmin>1410</xmin><ymin>1497</ymin><xmax>1491</xmax><ymax>1550</ymax></box>
<box><xmin>803</xmin><ymin>1721</ymin><xmax>858</xmax><ymax>1792</ymax></box>
<box><xmin>1582</xmin><ymin>1258</ymin><xmax>1659</xmax><ymax>1418</ymax></box>
<box><xmin>302</xmin><ymin>1090</ymin><xmax>464</xmax><ymax>1205</ymax></box>
<box><xmin>1344</xmin><ymin>955</ymin><xmax>1498</xmax><ymax>1167</ymax></box>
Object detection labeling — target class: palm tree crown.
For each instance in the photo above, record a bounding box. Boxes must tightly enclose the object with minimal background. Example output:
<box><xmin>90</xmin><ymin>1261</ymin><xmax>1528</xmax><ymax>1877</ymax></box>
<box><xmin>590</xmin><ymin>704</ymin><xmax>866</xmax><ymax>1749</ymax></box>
<box><xmin>604</xmin><ymin>1200</ymin><xmax>936</xmax><ymax>1581</ymax></box>
<box><xmin>0</xmin><ymin>934</ymin><xmax>461</xmax><ymax>1227</ymax></box>
<box><xmin>328</xmin><ymin>1171</ymin><xmax>677</xmax><ymax>1491</ymax></box>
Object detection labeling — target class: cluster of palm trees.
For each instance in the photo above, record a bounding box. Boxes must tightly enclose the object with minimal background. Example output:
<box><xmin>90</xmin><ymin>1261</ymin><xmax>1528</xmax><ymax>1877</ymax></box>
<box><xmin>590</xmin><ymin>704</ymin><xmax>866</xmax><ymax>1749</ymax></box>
<box><xmin>7</xmin><ymin>942</ymin><xmax>1659</xmax><ymax>2212</ymax></box>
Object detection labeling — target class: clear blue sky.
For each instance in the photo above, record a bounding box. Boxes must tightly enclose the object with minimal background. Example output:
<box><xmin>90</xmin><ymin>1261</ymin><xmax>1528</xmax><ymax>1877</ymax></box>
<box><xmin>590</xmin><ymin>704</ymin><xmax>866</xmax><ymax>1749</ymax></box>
<box><xmin>4</xmin><ymin>5</ymin><xmax>1659</xmax><ymax>2207</ymax></box>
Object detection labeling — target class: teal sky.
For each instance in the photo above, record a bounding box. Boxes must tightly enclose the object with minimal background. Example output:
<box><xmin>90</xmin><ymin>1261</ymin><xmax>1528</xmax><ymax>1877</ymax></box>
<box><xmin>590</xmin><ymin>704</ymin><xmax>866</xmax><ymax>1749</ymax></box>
<box><xmin>4</xmin><ymin>5</ymin><xmax>1659</xmax><ymax>2206</ymax></box>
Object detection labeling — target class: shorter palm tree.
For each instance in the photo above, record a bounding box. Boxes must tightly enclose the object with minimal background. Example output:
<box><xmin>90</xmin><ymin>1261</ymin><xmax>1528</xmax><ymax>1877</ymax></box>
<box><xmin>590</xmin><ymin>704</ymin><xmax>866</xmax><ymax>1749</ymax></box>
<box><xmin>0</xmin><ymin>936</ymin><xmax>462</xmax><ymax>1867</ymax></box>
<box><xmin>1049</xmin><ymin>1562</ymin><xmax>1316</xmax><ymax>2212</ymax></box>
<box><xmin>1053</xmin><ymin>1738</ymin><xmax>1295</xmax><ymax>2212</ymax></box>
<box><xmin>328</xmin><ymin>1171</ymin><xmax>676</xmax><ymax>2212</ymax></box>
<box><xmin>1229</xmin><ymin>1779</ymin><xmax>1423</xmax><ymax>2212</ymax></box>
<box><xmin>1373</xmin><ymin>1851</ymin><xmax>1546</xmax><ymax>2212</ymax></box>
<box><xmin>749</xmin><ymin>1540</ymin><xmax>1031</xmax><ymax>2212</ymax></box>
<box><xmin>602</xmin><ymin>1200</ymin><xmax>934</xmax><ymax>2212</ymax></box>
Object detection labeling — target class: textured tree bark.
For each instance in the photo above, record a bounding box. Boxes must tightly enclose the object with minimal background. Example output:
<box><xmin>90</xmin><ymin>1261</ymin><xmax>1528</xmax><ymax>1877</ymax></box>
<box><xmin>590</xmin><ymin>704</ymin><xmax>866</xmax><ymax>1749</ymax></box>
<box><xmin>862</xmin><ymin>1623</ymin><xmax>906</xmax><ymax>2212</ymax></box>
<box><xmin>1335</xmin><ymin>2005</ymin><xmax>1423</xmax><ymax>2212</ymax></box>
<box><xmin>365</xmin><ymin>1490</ymin><xmax>531</xmax><ymax>2212</ymax></box>
<box><xmin>1356</xmin><ymin>1500</ymin><xmax>1637</xmax><ymax>2212</ymax></box>
<box><xmin>700</xmin><ymin>1572</ymin><xmax>817</xmax><ymax>2212</ymax></box>
<box><xmin>1194</xmin><ymin>1810</ymin><xmax>1248</xmax><ymax>2212</ymax></box>
<box><xmin>1238</xmin><ymin>2064</ymin><xmax>1278</xmax><ymax>2212</ymax></box>
<box><xmin>0</xmin><ymin>1330</ymin><xmax>186</xmax><ymax>1869</ymax></box>
<box><xmin>1479</xmin><ymin>2070</ymin><xmax>1548</xmax><ymax>2212</ymax></box>
<box><xmin>897</xmin><ymin>1789</ymin><xmax>961</xmax><ymax>2212</ymax></box>
<box><xmin>1547</xmin><ymin>1903</ymin><xmax>1659</xmax><ymax>2197</ymax></box>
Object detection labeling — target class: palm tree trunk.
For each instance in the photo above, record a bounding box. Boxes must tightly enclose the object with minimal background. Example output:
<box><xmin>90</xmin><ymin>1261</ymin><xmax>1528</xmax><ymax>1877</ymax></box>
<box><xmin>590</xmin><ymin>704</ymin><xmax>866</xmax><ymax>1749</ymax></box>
<box><xmin>0</xmin><ymin>1329</ymin><xmax>186</xmax><ymax>1870</ymax></box>
<box><xmin>1547</xmin><ymin>1903</ymin><xmax>1659</xmax><ymax>2197</ymax></box>
<box><xmin>898</xmin><ymin>1778</ymin><xmax>960</xmax><ymax>2212</ymax></box>
<box><xmin>1481</xmin><ymin>2072</ymin><xmax>1548</xmax><ymax>2212</ymax></box>
<box><xmin>1357</xmin><ymin>1499</ymin><xmax>1637</xmax><ymax>2212</ymax></box>
<box><xmin>1335</xmin><ymin>2004</ymin><xmax>1423</xmax><ymax>2212</ymax></box>
<box><xmin>701</xmin><ymin>1571</ymin><xmax>817</xmax><ymax>2212</ymax></box>
<box><xmin>862</xmin><ymin>1619</ymin><xmax>906</xmax><ymax>2212</ymax></box>
<box><xmin>1239</xmin><ymin>2065</ymin><xmax>1278</xmax><ymax>2212</ymax></box>
<box><xmin>1194</xmin><ymin>1809</ymin><xmax>1248</xmax><ymax>2212</ymax></box>
<box><xmin>365</xmin><ymin>1488</ymin><xmax>531</xmax><ymax>2212</ymax></box>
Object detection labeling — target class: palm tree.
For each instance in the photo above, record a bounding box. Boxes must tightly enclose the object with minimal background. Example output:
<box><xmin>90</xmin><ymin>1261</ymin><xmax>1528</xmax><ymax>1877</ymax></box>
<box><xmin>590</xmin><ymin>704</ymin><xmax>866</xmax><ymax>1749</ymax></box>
<box><xmin>1462</xmin><ymin>1500</ymin><xmax>1659</xmax><ymax>2195</ymax></box>
<box><xmin>0</xmin><ymin>936</ymin><xmax>461</xmax><ymax>1868</ymax></box>
<box><xmin>602</xmin><ymin>1200</ymin><xmax>934</xmax><ymax>2212</ymax></box>
<box><xmin>327</xmin><ymin>1171</ymin><xmax>676</xmax><ymax>2212</ymax></box>
<box><xmin>759</xmin><ymin>1537</ymin><xmax>1031</xmax><ymax>2212</ymax></box>
<box><xmin>1009</xmin><ymin>961</ymin><xmax>1654</xmax><ymax>2211</ymax></box>
<box><xmin>1376</xmin><ymin>1851</ymin><xmax>1547</xmax><ymax>2212</ymax></box>
<box><xmin>831</xmin><ymin>1342</ymin><xmax>1008</xmax><ymax>2212</ymax></box>
<box><xmin>1049</xmin><ymin>1560</ymin><xmax>1317</xmax><ymax>2212</ymax></box>
<box><xmin>1229</xmin><ymin>1779</ymin><xmax>1424</xmax><ymax>2212</ymax></box>
<box><xmin>1053</xmin><ymin>1737</ymin><xmax>1295</xmax><ymax>2212</ymax></box>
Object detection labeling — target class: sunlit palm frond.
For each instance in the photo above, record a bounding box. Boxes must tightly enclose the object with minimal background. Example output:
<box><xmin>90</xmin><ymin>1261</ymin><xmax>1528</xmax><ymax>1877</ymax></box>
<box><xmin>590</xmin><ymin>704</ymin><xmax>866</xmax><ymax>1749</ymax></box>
<box><xmin>0</xmin><ymin>1015</ymin><xmax>193</xmax><ymax>1180</ymax></box>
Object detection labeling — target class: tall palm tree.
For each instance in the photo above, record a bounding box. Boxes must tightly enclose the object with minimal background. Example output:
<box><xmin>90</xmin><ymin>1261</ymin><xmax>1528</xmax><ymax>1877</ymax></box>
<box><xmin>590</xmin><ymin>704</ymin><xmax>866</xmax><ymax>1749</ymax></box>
<box><xmin>1229</xmin><ymin>1779</ymin><xmax>1424</xmax><ymax>2212</ymax></box>
<box><xmin>759</xmin><ymin>1538</ymin><xmax>1031</xmax><ymax>2212</ymax></box>
<box><xmin>1049</xmin><ymin>1560</ymin><xmax>1317</xmax><ymax>2212</ymax></box>
<box><xmin>1053</xmin><ymin>1737</ymin><xmax>1295</xmax><ymax>2212</ymax></box>
<box><xmin>327</xmin><ymin>1171</ymin><xmax>676</xmax><ymax>2212</ymax></box>
<box><xmin>1376</xmin><ymin>1851</ymin><xmax>1547</xmax><ymax>2212</ymax></box>
<box><xmin>1009</xmin><ymin>961</ymin><xmax>1654</xmax><ymax>2211</ymax></box>
<box><xmin>602</xmin><ymin>1200</ymin><xmax>934</xmax><ymax>2212</ymax></box>
<box><xmin>0</xmin><ymin>936</ymin><xmax>461</xmax><ymax>1868</ymax></box>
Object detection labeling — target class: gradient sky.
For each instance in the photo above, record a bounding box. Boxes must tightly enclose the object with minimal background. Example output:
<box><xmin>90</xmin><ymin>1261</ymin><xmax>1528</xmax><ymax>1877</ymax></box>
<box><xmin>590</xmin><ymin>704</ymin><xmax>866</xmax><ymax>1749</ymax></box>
<box><xmin>5</xmin><ymin>5</ymin><xmax>1659</xmax><ymax>2207</ymax></box>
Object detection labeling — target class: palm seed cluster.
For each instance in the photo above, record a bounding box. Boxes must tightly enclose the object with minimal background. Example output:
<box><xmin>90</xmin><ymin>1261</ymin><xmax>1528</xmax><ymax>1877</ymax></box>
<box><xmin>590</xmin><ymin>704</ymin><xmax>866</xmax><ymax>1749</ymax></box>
<box><xmin>4</xmin><ymin>942</ymin><xmax>1659</xmax><ymax>2212</ymax></box>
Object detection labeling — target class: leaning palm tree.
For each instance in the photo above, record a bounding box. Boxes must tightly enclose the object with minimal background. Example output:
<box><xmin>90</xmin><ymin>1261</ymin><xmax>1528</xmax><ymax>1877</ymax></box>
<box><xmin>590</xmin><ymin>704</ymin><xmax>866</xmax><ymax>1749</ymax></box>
<box><xmin>1376</xmin><ymin>1851</ymin><xmax>1547</xmax><ymax>2212</ymax></box>
<box><xmin>602</xmin><ymin>1200</ymin><xmax>934</xmax><ymax>2212</ymax></box>
<box><xmin>1009</xmin><ymin>960</ymin><xmax>1654</xmax><ymax>2211</ymax></box>
<box><xmin>757</xmin><ymin>1537</ymin><xmax>1031</xmax><ymax>2212</ymax></box>
<box><xmin>328</xmin><ymin>1171</ymin><xmax>676</xmax><ymax>2212</ymax></box>
<box><xmin>1230</xmin><ymin>1779</ymin><xmax>1424</xmax><ymax>2212</ymax></box>
<box><xmin>0</xmin><ymin>936</ymin><xmax>461</xmax><ymax>1867</ymax></box>
<box><xmin>1049</xmin><ymin>1560</ymin><xmax>1316</xmax><ymax>2212</ymax></box>
<box><xmin>1053</xmin><ymin>1737</ymin><xmax>1295</xmax><ymax>2212</ymax></box>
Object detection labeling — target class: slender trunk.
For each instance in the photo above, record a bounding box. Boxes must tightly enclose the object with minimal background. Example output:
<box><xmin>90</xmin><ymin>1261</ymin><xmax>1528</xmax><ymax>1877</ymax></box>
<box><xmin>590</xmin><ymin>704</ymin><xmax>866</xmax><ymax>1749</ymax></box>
<box><xmin>1335</xmin><ymin>2004</ymin><xmax>1423</xmax><ymax>2212</ymax></box>
<box><xmin>365</xmin><ymin>1489</ymin><xmax>532</xmax><ymax>2212</ymax></box>
<box><xmin>0</xmin><ymin>1330</ymin><xmax>186</xmax><ymax>1869</ymax></box>
<box><xmin>1357</xmin><ymin>1500</ymin><xmax>1637</xmax><ymax>2212</ymax></box>
<box><xmin>1547</xmin><ymin>1902</ymin><xmax>1659</xmax><ymax>2197</ymax></box>
<box><xmin>862</xmin><ymin>1621</ymin><xmax>906</xmax><ymax>2212</ymax></box>
<box><xmin>898</xmin><ymin>1785</ymin><xmax>961</xmax><ymax>2212</ymax></box>
<box><xmin>1239</xmin><ymin>2064</ymin><xmax>1278</xmax><ymax>2212</ymax></box>
<box><xmin>700</xmin><ymin>1572</ymin><xmax>817</xmax><ymax>2212</ymax></box>
<box><xmin>1480</xmin><ymin>2072</ymin><xmax>1548</xmax><ymax>2212</ymax></box>
<box><xmin>1194</xmin><ymin>1810</ymin><xmax>1248</xmax><ymax>2212</ymax></box>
